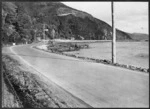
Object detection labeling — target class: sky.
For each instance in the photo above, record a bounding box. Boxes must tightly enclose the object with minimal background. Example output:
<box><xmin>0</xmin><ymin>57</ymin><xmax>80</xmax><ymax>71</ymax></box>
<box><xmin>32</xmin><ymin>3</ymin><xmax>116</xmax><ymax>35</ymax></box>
<box><xmin>62</xmin><ymin>2</ymin><xmax>149</xmax><ymax>34</ymax></box>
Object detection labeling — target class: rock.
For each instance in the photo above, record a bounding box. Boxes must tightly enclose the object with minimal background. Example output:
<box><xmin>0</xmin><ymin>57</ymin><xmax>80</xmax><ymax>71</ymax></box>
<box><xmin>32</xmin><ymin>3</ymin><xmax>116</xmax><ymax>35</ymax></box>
<box><xmin>141</xmin><ymin>68</ymin><xmax>148</xmax><ymax>72</ymax></box>
<box><xmin>143</xmin><ymin>68</ymin><xmax>148</xmax><ymax>72</ymax></box>
<box><xmin>129</xmin><ymin>65</ymin><xmax>136</xmax><ymax>70</ymax></box>
<box><xmin>96</xmin><ymin>59</ymin><xmax>100</xmax><ymax>63</ymax></box>
<box><xmin>122</xmin><ymin>64</ymin><xmax>127</xmax><ymax>68</ymax></box>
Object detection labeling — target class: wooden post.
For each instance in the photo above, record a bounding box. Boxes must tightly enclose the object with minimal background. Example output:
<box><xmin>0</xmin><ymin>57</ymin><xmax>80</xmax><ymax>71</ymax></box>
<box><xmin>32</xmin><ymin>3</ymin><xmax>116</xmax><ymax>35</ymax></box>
<box><xmin>111</xmin><ymin>1</ymin><xmax>116</xmax><ymax>63</ymax></box>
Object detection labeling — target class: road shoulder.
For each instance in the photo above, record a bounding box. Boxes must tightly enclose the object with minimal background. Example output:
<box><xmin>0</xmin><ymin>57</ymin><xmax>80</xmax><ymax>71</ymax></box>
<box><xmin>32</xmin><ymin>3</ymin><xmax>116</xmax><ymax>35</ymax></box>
<box><xmin>2</xmin><ymin>49</ymin><xmax>91</xmax><ymax>108</ymax></box>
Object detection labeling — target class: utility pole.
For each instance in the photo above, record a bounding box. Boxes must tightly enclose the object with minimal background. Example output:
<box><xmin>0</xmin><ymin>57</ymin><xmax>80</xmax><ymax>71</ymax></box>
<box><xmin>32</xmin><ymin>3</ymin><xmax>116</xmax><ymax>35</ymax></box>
<box><xmin>111</xmin><ymin>1</ymin><xmax>116</xmax><ymax>63</ymax></box>
<box><xmin>34</xmin><ymin>28</ymin><xmax>37</xmax><ymax>42</ymax></box>
<box><xmin>43</xmin><ymin>23</ymin><xmax>47</xmax><ymax>44</ymax></box>
<box><xmin>43</xmin><ymin>23</ymin><xmax>49</xmax><ymax>44</ymax></box>
<box><xmin>43</xmin><ymin>23</ymin><xmax>46</xmax><ymax>41</ymax></box>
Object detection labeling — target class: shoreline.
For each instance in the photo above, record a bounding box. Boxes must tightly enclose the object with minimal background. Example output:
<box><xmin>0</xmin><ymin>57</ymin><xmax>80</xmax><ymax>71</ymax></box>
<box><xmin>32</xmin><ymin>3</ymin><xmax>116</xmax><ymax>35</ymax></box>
<box><xmin>33</xmin><ymin>43</ymin><xmax>149</xmax><ymax>73</ymax></box>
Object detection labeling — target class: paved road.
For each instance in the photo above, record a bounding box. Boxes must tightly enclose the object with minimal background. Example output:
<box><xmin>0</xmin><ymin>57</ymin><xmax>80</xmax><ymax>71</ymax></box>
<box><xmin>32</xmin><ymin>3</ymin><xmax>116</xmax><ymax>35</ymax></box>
<box><xmin>3</xmin><ymin>44</ymin><xmax>149</xmax><ymax>107</ymax></box>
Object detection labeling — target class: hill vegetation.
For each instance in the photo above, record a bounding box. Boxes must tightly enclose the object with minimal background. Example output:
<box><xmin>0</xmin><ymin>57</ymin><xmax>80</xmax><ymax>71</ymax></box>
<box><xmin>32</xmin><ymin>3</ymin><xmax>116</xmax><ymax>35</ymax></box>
<box><xmin>127</xmin><ymin>33</ymin><xmax>149</xmax><ymax>41</ymax></box>
<box><xmin>2</xmin><ymin>2</ymin><xmax>133</xmax><ymax>45</ymax></box>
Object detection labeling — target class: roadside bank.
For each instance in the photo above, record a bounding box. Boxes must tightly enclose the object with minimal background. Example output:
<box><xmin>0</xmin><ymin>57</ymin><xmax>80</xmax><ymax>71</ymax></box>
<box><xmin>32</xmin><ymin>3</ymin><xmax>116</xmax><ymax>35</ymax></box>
<box><xmin>2</xmin><ymin>54</ymin><xmax>91</xmax><ymax>108</ymax></box>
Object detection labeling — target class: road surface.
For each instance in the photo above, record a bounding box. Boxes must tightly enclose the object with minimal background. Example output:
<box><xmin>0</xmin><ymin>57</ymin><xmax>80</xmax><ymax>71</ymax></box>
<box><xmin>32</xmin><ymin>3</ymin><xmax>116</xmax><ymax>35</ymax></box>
<box><xmin>2</xmin><ymin>44</ymin><xmax>149</xmax><ymax>107</ymax></box>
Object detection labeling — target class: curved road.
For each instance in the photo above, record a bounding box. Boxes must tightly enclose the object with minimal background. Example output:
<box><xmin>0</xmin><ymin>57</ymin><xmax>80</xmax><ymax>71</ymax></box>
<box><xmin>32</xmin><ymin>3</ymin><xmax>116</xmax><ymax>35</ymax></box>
<box><xmin>3</xmin><ymin>44</ymin><xmax>149</xmax><ymax>107</ymax></box>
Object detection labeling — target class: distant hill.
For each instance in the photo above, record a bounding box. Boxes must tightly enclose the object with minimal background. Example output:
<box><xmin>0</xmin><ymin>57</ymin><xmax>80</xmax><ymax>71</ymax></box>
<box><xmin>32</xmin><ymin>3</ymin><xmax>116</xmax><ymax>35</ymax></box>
<box><xmin>2</xmin><ymin>2</ymin><xmax>132</xmax><ymax>45</ymax></box>
<box><xmin>127</xmin><ymin>33</ymin><xmax>149</xmax><ymax>41</ymax></box>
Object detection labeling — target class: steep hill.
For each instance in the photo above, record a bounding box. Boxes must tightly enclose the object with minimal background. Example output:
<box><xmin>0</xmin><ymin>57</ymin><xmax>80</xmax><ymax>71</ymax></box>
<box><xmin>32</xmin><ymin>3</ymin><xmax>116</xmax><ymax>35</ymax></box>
<box><xmin>2</xmin><ymin>2</ymin><xmax>132</xmax><ymax>45</ymax></box>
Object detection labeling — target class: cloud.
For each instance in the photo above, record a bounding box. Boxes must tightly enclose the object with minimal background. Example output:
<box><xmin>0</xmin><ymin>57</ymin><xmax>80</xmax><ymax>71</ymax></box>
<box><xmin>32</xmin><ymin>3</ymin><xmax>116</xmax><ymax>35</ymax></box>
<box><xmin>115</xmin><ymin>2</ymin><xmax>148</xmax><ymax>20</ymax></box>
<box><xmin>115</xmin><ymin>18</ymin><xmax>148</xmax><ymax>34</ymax></box>
<box><xmin>114</xmin><ymin>2</ymin><xmax>148</xmax><ymax>34</ymax></box>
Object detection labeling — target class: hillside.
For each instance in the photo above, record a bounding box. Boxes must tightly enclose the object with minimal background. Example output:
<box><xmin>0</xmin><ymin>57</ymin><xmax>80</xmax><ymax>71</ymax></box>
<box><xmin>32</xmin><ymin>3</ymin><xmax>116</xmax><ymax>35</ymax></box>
<box><xmin>127</xmin><ymin>33</ymin><xmax>149</xmax><ymax>41</ymax></box>
<box><xmin>2</xmin><ymin>2</ymin><xmax>132</xmax><ymax>45</ymax></box>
